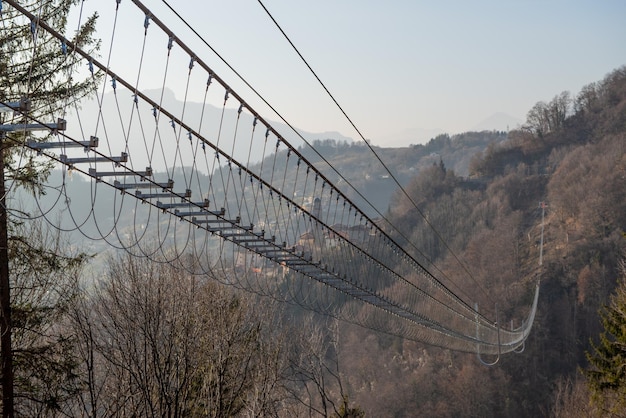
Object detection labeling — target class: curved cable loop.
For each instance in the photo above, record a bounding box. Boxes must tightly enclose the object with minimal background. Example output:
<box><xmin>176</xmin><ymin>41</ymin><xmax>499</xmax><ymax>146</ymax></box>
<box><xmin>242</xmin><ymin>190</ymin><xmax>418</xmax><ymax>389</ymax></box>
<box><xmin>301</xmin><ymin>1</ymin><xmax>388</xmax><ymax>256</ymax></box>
<box><xmin>476</xmin><ymin>303</ymin><xmax>501</xmax><ymax>366</ymax></box>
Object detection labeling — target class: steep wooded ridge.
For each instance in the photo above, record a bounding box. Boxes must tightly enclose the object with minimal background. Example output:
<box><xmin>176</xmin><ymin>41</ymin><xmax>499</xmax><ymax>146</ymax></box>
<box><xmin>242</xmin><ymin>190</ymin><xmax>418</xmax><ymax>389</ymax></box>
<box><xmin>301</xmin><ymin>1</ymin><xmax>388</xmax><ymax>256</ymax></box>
<box><xmin>331</xmin><ymin>67</ymin><xmax>626</xmax><ymax>417</ymax></box>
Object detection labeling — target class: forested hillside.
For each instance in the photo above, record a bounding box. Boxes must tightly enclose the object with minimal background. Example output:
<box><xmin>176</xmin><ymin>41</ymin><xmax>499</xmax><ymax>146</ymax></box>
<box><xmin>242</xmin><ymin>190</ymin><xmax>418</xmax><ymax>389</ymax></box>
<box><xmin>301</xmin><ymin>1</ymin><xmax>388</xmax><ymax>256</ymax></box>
<box><xmin>330</xmin><ymin>66</ymin><xmax>626</xmax><ymax>416</ymax></box>
<box><xmin>295</xmin><ymin>131</ymin><xmax>507</xmax><ymax>216</ymax></box>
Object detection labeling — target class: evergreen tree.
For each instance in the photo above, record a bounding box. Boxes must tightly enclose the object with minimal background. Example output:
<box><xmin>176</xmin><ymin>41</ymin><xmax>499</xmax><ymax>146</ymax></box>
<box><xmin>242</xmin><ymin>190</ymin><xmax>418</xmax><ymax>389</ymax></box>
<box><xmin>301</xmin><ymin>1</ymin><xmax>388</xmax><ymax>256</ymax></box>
<box><xmin>1</xmin><ymin>1</ymin><xmax>99</xmax><ymax>415</ymax></box>
<box><xmin>1</xmin><ymin>0</ymin><xmax>99</xmax><ymax>189</ymax></box>
<box><xmin>585</xmin><ymin>259</ymin><xmax>626</xmax><ymax>416</ymax></box>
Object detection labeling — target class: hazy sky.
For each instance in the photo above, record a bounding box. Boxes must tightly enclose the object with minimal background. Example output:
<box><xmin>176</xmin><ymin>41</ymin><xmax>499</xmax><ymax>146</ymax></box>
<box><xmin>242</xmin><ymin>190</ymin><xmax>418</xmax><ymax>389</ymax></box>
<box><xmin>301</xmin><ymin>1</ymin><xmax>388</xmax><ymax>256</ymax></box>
<box><xmin>71</xmin><ymin>0</ymin><xmax>625</xmax><ymax>147</ymax></box>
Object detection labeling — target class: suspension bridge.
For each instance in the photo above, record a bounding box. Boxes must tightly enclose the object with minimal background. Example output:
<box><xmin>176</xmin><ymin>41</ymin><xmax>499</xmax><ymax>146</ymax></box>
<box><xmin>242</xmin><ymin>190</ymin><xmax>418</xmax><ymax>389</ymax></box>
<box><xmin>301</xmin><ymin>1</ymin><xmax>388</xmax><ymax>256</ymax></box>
<box><xmin>1</xmin><ymin>0</ymin><xmax>539</xmax><ymax>357</ymax></box>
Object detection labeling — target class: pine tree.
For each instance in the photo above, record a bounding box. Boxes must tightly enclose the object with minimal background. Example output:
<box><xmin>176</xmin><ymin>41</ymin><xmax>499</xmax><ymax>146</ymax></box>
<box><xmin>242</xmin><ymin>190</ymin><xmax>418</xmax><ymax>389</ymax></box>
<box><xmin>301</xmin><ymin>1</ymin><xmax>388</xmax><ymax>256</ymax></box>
<box><xmin>1</xmin><ymin>0</ymin><xmax>99</xmax><ymax>188</ymax></box>
<box><xmin>1</xmin><ymin>1</ymin><xmax>99</xmax><ymax>416</ymax></box>
<box><xmin>585</xmin><ymin>259</ymin><xmax>626</xmax><ymax>416</ymax></box>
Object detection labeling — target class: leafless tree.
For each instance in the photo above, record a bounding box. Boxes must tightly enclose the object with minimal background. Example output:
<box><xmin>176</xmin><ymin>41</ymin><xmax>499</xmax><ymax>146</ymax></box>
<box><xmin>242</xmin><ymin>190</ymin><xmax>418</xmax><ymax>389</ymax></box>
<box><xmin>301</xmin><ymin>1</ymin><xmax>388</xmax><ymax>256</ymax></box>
<box><xmin>524</xmin><ymin>91</ymin><xmax>572</xmax><ymax>139</ymax></box>
<box><xmin>67</xmin><ymin>252</ymin><xmax>299</xmax><ymax>417</ymax></box>
<box><xmin>283</xmin><ymin>316</ymin><xmax>363</xmax><ymax>418</ymax></box>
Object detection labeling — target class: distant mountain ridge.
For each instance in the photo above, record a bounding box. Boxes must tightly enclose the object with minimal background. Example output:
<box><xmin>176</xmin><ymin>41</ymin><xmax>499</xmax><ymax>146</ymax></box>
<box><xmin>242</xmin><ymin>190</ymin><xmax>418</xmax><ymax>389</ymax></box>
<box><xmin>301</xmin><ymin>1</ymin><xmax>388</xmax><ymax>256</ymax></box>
<box><xmin>66</xmin><ymin>87</ymin><xmax>354</xmax><ymax>171</ymax></box>
<box><xmin>471</xmin><ymin>111</ymin><xmax>523</xmax><ymax>132</ymax></box>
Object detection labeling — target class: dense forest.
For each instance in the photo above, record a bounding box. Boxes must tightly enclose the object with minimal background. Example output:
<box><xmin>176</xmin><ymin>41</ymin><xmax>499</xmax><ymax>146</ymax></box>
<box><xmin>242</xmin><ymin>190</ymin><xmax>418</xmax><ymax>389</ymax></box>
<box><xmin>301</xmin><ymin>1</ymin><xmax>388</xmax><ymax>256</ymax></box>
<box><xmin>330</xmin><ymin>66</ymin><xmax>626</xmax><ymax>416</ymax></box>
